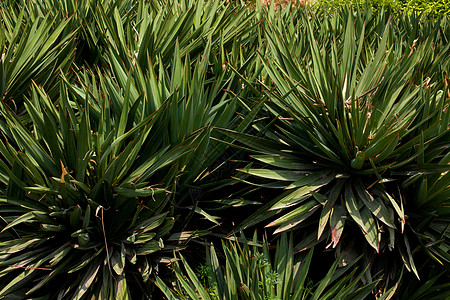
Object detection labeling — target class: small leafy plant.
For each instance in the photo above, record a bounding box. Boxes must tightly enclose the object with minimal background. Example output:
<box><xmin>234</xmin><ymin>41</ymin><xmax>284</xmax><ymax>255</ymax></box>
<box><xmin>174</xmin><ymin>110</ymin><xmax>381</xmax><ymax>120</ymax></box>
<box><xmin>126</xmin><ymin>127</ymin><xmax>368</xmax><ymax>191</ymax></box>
<box><xmin>156</xmin><ymin>232</ymin><xmax>389</xmax><ymax>299</ymax></box>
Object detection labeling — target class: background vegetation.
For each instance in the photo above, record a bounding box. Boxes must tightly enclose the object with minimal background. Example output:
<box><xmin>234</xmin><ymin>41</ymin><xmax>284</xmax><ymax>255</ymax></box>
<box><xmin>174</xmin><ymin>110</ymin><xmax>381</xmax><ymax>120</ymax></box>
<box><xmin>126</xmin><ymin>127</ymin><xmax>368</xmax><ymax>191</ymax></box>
<box><xmin>0</xmin><ymin>0</ymin><xmax>448</xmax><ymax>299</ymax></box>
<box><xmin>316</xmin><ymin>0</ymin><xmax>450</xmax><ymax>16</ymax></box>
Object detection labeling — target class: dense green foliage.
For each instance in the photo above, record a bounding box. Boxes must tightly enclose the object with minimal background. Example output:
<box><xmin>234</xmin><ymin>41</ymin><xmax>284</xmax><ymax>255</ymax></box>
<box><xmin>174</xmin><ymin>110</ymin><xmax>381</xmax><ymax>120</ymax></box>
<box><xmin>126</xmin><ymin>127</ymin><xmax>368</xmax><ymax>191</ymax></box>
<box><xmin>316</xmin><ymin>0</ymin><xmax>450</xmax><ymax>16</ymax></box>
<box><xmin>0</xmin><ymin>0</ymin><xmax>448</xmax><ymax>299</ymax></box>
<box><xmin>156</xmin><ymin>232</ymin><xmax>391</xmax><ymax>300</ymax></box>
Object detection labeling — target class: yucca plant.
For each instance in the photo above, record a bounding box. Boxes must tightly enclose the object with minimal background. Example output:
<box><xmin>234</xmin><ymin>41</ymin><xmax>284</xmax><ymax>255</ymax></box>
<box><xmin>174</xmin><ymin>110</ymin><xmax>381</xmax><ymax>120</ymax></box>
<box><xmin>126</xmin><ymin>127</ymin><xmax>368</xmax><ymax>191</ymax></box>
<box><xmin>156</xmin><ymin>232</ymin><xmax>395</xmax><ymax>299</ymax></box>
<box><xmin>89</xmin><ymin>0</ymin><xmax>259</xmax><ymax>70</ymax></box>
<box><xmin>0</xmin><ymin>1</ymin><xmax>266</xmax><ymax>296</ymax></box>
<box><xmin>0</xmin><ymin>3</ymin><xmax>76</xmax><ymax>109</ymax></box>
<box><xmin>0</xmin><ymin>71</ymin><xmax>207</xmax><ymax>298</ymax></box>
<box><xmin>393</xmin><ymin>138</ymin><xmax>450</xmax><ymax>299</ymax></box>
<box><xmin>90</xmin><ymin>0</ymin><xmax>269</xmax><ymax>222</ymax></box>
<box><xmin>71</xmin><ymin>42</ymin><xmax>264</xmax><ymax>227</ymax></box>
<box><xmin>217</xmin><ymin>7</ymin><xmax>449</xmax><ymax>283</ymax></box>
<box><xmin>0</xmin><ymin>0</ymin><xmax>448</xmax><ymax>298</ymax></box>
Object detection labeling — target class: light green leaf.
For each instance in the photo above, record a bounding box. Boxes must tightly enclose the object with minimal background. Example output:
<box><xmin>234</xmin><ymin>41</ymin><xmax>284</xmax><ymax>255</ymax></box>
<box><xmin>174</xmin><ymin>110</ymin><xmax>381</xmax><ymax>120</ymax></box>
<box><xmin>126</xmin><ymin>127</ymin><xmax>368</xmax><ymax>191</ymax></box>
<box><xmin>267</xmin><ymin>200</ymin><xmax>318</xmax><ymax>228</ymax></box>
<box><xmin>344</xmin><ymin>184</ymin><xmax>366</xmax><ymax>234</ymax></box>
<box><xmin>360</xmin><ymin>208</ymin><xmax>379</xmax><ymax>253</ymax></box>
<box><xmin>238</xmin><ymin>167</ymin><xmax>306</xmax><ymax>181</ymax></box>
<box><xmin>115</xmin><ymin>274</ymin><xmax>131</xmax><ymax>300</ymax></box>
<box><xmin>73</xmin><ymin>263</ymin><xmax>100</xmax><ymax>300</ymax></box>
<box><xmin>136</xmin><ymin>240</ymin><xmax>161</xmax><ymax>255</ymax></box>
<box><xmin>318</xmin><ymin>203</ymin><xmax>332</xmax><ymax>241</ymax></box>
<box><xmin>271</xmin><ymin>171</ymin><xmax>334</xmax><ymax>210</ymax></box>
<box><xmin>1</xmin><ymin>211</ymin><xmax>35</xmax><ymax>232</ymax></box>
<box><xmin>111</xmin><ymin>250</ymin><xmax>124</xmax><ymax>276</ymax></box>
<box><xmin>355</xmin><ymin>182</ymin><xmax>395</xmax><ymax>229</ymax></box>
<box><xmin>251</xmin><ymin>155</ymin><xmax>317</xmax><ymax>170</ymax></box>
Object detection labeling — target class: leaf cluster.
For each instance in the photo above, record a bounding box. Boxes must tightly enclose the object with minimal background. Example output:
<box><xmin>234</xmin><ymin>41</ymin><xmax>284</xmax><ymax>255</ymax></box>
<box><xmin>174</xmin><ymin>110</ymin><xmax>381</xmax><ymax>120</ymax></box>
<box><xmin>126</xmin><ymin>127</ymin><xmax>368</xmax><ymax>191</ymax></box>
<box><xmin>0</xmin><ymin>0</ymin><xmax>448</xmax><ymax>299</ymax></box>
